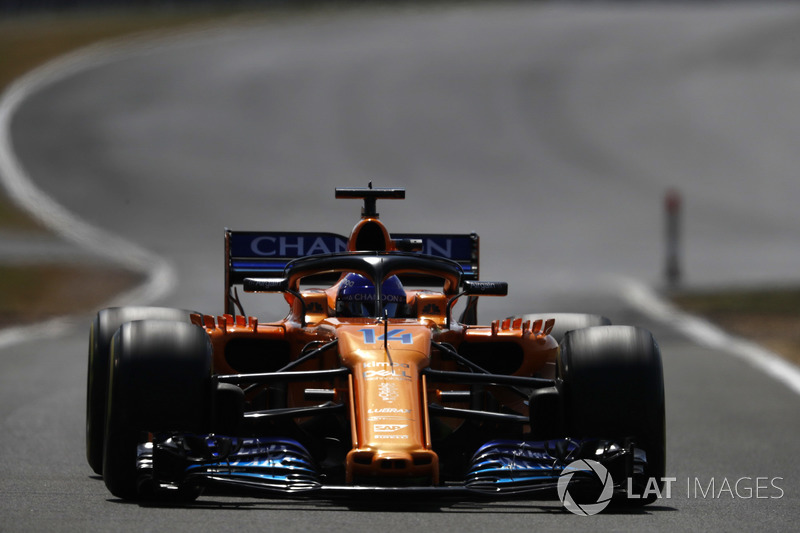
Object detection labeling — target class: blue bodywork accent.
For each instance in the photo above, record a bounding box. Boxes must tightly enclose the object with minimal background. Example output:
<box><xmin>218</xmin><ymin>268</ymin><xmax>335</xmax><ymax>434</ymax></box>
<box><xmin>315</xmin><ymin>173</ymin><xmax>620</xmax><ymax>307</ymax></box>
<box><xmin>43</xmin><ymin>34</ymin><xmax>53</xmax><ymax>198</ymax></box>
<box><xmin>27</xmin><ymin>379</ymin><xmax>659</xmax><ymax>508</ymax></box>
<box><xmin>147</xmin><ymin>436</ymin><xmax>634</xmax><ymax>496</ymax></box>
<box><xmin>464</xmin><ymin>438</ymin><xmax>635</xmax><ymax>494</ymax></box>
<box><xmin>231</xmin><ymin>260</ymin><xmax>291</xmax><ymax>270</ymax></box>
<box><xmin>183</xmin><ymin>437</ymin><xmax>320</xmax><ymax>490</ymax></box>
<box><xmin>466</xmin><ymin>439</ymin><xmax>577</xmax><ymax>491</ymax></box>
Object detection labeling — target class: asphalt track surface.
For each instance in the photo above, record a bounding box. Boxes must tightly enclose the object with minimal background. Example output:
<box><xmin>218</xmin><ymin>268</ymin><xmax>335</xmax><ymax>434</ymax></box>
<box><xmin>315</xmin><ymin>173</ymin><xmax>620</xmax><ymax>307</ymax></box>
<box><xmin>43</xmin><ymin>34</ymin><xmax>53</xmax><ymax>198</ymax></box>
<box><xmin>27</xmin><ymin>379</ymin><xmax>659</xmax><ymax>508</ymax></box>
<box><xmin>2</xmin><ymin>3</ymin><xmax>800</xmax><ymax>531</ymax></box>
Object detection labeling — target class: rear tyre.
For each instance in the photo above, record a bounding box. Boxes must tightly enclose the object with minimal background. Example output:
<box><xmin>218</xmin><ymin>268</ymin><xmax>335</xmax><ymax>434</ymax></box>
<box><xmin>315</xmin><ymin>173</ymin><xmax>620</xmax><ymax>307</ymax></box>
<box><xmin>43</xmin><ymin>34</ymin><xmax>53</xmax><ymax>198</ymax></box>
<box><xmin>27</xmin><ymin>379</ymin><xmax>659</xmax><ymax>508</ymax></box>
<box><xmin>86</xmin><ymin>307</ymin><xmax>197</xmax><ymax>475</ymax></box>
<box><xmin>515</xmin><ymin>313</ymin><xmax>611</xmax><ymax>344</ymax></box>
<box><xmin>102</xmin><ymin>320</ymin><xmax>212</xmax><ymax>500</ymax></box>
<box><xmin>559</xmin><ymin>325</ymin><xmax>665</xmax><ymax>505</ymax></box>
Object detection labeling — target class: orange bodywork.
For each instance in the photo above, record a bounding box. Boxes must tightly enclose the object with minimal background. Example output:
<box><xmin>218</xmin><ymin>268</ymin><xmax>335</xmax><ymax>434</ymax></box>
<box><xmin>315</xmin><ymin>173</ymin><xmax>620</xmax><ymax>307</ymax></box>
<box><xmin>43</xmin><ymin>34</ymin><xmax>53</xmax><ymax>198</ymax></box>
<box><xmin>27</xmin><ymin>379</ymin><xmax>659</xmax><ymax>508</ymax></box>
<box><xmin>195</xmin><ymin>202</ymin><xmax>559</xmax><ymax>486</ymax></box>
<box><xmin>337</xmin><ymin>323</ymin><xmax>437</xmax><ymax>483</ymax></box>
<box><xmin>193</xmin><ymin>309</ymin><xmax>557</xmax><ymax>485</ymax></box>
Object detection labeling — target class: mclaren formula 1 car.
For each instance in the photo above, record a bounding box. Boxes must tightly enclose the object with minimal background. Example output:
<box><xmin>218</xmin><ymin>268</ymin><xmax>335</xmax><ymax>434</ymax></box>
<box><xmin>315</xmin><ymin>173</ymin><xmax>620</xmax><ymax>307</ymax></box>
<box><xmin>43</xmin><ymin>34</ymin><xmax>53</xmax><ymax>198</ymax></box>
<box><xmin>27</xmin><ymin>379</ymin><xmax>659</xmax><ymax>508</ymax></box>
<box><xmin>86</xmin><ymin>186</ymin><xmax>665</xmax><ymax>508</ymax></box>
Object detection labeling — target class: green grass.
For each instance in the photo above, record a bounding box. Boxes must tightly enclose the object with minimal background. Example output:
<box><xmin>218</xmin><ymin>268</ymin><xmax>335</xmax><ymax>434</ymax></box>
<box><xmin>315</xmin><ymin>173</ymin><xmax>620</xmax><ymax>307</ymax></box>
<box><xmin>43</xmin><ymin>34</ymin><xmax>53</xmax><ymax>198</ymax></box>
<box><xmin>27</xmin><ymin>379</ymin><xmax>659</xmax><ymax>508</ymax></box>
<box><xmin>671</xmin><ymin>287</ymin><xmax>800</xmax><ymax>317</ymax></box>
<box><xmin>671</xmin><ymin>287</ymin><xmax>800</xmax><ymax>366</ymax></box>
<box><xmin>0</xmin><ymin>264</ymin><xmax>142</xmax><ymax>322</ymax></box>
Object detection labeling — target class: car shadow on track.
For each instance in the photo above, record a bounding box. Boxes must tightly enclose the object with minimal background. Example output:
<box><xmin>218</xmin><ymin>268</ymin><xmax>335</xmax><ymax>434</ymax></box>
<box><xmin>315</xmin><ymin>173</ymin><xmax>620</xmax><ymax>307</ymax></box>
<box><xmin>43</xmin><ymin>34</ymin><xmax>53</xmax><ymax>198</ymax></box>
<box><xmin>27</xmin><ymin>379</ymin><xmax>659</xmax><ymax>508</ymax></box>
<box><xmin>92</xmin><ymin>475</ymin><xmax>677</xmax><ymax>514</ymax></box>
<box><xmin>109</xmin><ymin>494</ymin><xmax>678</xmax><ymax>515</ymax></box>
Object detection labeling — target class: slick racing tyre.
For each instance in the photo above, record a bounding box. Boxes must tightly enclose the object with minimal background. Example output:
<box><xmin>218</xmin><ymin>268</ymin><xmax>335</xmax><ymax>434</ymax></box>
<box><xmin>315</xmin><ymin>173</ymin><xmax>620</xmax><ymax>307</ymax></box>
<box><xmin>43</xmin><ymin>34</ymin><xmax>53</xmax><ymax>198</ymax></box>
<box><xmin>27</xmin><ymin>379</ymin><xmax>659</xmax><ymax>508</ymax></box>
<box><xmin>102</xmin><ymin>320</ymin><xmax>212</xmax><ymax>501</ymax></box>
<box><xmin>514</xmin><ymin>313</ymin><xmax>611</xmax><ymax>344</ymax></box>
<box><xmin>86</xmin><ymin>307</ymin><xmax>197</xmax><ymax>475</ymax></box>
<box><xmin>559</xmin><ymin>325</ymin><xmax>665</xmax><ymax>505</ymax></box>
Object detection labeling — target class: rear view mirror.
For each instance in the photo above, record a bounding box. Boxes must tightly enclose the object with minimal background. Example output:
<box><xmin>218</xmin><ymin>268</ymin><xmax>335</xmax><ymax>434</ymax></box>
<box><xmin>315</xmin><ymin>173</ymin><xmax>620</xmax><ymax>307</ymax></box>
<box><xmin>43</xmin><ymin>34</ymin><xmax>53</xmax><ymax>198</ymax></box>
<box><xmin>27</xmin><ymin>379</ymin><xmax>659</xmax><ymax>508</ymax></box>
<box><xmin>243</xmin><ymin>278</ymin><xmax>288</xmax><ymax>293</ymax></box>
<box><xmin>462</xmin><ymin>280</ymin><xmax>508</xmax><ymax>296</ymax></box>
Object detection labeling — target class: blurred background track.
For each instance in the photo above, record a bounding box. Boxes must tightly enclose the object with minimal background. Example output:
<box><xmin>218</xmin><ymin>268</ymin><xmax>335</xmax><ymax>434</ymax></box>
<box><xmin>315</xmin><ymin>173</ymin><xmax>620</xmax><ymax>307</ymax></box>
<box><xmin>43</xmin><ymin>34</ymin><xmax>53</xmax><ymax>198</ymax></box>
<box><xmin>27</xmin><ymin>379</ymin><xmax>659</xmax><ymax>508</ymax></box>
<box><xmin>0</xmin><ymin>2</ymin><xmax>798</xmax><ymax>531</ymax></box>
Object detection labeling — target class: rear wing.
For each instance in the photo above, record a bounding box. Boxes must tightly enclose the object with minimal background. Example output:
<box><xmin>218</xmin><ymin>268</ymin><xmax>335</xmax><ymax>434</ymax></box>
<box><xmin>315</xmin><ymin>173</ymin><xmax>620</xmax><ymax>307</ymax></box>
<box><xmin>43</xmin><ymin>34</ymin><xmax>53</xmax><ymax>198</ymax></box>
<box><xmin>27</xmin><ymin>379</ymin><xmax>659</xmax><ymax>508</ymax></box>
<box><xmin>225</xmin><ymin>230</ymin><xmax>479</xmax><ymax>314</ymax></box>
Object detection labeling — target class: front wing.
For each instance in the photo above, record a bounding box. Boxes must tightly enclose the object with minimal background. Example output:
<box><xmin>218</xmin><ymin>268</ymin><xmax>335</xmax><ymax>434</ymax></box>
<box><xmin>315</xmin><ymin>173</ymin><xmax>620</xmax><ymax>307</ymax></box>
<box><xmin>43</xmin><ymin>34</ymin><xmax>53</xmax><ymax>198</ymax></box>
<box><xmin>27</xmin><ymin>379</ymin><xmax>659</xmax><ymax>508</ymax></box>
<box><xmin>139</xmin><ymin>435</ymin><xmax>645</xmax><ymax>499</ymax></box>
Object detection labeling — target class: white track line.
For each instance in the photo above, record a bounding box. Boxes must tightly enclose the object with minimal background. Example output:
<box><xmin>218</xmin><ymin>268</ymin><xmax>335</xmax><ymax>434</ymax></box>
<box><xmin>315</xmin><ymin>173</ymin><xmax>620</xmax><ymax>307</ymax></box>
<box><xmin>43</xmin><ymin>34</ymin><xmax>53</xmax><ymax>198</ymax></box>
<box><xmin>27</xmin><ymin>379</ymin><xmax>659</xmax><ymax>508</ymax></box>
<box><xmin>0</xmin><ymin>20</ymin><xmax>261</xmax><ymax>350</ymax></box>
<box><xmin>619</xmin><ymin>278</ymin><xmax>800</xmax><ymax>396</ymax></box>
<box><xmin>2</xmin><ymin>24</ymin><xmax>800</xmax><ymax>401</ymax></box>
<box><xmin>0</xmin><ymin>38</ymin><xmax>178</xmax><ymax>349</ymax></box>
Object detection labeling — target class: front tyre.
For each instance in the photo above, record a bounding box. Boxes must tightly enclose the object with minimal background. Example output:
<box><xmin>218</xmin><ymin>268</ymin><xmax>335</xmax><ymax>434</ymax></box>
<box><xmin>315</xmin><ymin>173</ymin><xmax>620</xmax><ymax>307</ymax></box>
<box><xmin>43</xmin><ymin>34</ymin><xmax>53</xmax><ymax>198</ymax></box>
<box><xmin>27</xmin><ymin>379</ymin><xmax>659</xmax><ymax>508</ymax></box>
<box><xmin>102</xmin><ymin>320</ymin><xmax>212</xmax><ymax>500</ymax></box>
<box><xmin>559</xmin><ymin>325</ymin><xmax>665</xmax><ymax>504</ymax></box>
<box><xmin>86</xmin><ymin>306</ymin><xmax>197</xmax><ymax>475</ymax></box>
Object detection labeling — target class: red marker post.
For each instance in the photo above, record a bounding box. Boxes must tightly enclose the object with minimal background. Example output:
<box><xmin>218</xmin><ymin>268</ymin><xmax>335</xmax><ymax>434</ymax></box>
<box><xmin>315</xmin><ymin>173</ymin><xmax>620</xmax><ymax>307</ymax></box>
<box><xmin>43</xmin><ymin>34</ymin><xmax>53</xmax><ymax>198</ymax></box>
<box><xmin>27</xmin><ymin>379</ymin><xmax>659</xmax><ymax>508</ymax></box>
<box><xmin>665</xmin><ymin>189</ymin><xmax>682</xmax><ymax>288</ymax></box>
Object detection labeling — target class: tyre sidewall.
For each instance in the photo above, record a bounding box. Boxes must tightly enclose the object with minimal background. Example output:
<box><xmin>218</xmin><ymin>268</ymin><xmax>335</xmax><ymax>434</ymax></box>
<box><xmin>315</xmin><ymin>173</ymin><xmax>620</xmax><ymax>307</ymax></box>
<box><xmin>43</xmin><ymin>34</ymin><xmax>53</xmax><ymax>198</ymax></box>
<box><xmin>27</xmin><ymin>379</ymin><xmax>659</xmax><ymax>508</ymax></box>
<box><xmin>102</xmin><ymin>320</ymin><xmax>212</xmax><ymax>500</ymax></box>
<box><xmin>86</xmin><ymin>307</ymin><xmax>197</xmax><ymax>475</ymax></box>
<box><xmin>559</xmin><ymin>325</ymin><xmax>666</xmax><ymax>498</ymax></box>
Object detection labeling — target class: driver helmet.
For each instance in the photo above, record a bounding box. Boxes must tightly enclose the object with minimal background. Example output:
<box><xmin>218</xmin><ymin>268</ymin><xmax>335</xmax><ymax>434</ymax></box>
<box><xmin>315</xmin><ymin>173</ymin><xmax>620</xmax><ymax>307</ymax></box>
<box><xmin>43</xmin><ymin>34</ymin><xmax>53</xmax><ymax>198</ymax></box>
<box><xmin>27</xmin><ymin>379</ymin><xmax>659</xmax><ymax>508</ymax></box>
<box><xmin>336</xmin><ymin>273</ymin><xmax>408</xmax><ymax>318</ymax></box>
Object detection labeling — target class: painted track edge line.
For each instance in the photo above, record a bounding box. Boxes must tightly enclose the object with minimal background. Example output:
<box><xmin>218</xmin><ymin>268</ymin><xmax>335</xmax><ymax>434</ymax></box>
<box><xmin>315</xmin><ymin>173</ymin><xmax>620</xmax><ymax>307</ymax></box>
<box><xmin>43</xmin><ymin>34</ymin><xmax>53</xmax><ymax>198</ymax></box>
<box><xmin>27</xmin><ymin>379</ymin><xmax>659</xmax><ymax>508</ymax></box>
<box><xmin>0</xmin><ymin>16</ymin><xmax>316</xmax><ymax>349</ymax></box>
<box><xmin>0</xmin><ymin>37</ymin><xmax>178</xmax><ymax>348</ymax></box>
<box><xmin>618</xmin><ymin>277</ymin><xmax>800</xmax><ymax>397</ymax></box>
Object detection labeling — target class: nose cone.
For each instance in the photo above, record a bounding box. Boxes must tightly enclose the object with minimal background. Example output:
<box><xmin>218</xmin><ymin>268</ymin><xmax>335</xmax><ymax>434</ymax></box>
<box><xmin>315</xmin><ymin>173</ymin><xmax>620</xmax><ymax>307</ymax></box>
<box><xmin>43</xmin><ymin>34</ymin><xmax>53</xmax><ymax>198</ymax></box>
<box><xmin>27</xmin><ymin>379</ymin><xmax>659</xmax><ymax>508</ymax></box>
<box><xmin>346</xmin><ymin>449</ymin><xmax>439</xmax><ymax>485</ymax></box>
